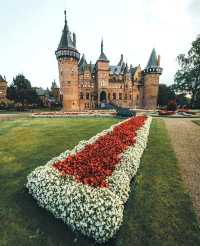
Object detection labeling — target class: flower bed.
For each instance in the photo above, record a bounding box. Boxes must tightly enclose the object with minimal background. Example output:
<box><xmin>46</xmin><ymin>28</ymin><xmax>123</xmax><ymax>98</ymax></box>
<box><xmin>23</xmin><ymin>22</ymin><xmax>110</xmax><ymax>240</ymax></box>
<box><xmin>32</xmin><ymin>110</ymin><xmax>116</xmax><ymax>118</ymax></box>
<box><xmin>26</xmin><ymin>116</ymin><xmax>152</xmax><ymax>243</ymax></box>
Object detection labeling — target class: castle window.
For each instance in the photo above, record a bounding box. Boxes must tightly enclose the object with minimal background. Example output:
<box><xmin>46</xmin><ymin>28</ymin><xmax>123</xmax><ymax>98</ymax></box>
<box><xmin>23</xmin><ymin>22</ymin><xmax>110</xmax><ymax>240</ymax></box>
<box><xmin>86</xmin><ymin>92</ymin><xmax>90</xmax><ymax>100</ymax></box>
<box><xmin>124</xmin><ymin>94</ymin><xmax>127</xmax><ymax>100</ymax></box>
<box><xmin>119</xmin><ymin>93</ymin><xmax>122</xmax><ymax>100</ymax></box>
<box><xmin>80</xmin><ymin>92</ymin><xmax>84</xmax><ymax>99</ymax></box>
<box><xmin>113</xmin><ymin>93</ymin><xmax>116</xmax><ymax>100</ymax></box>
<box><xmin>85</xmin><ymin>103</ymin><xmax>90</xmax><ymax>108</ymax></box>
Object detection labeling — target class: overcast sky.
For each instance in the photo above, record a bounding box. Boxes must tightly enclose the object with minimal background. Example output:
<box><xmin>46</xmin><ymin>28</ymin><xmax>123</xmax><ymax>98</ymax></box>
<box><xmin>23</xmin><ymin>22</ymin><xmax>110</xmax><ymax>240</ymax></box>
<box><xmin>0</xmin><ymin>0</ymin><xmax>199</xmax><ymax>88</ymax></box>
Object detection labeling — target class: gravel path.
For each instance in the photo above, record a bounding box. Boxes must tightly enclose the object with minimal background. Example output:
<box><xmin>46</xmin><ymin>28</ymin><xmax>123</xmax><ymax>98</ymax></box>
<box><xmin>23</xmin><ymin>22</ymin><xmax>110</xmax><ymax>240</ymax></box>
<box><xmin>164</xmin><ymin>118</ymin><xmax>200</xmax><ymax>221</ymax></box>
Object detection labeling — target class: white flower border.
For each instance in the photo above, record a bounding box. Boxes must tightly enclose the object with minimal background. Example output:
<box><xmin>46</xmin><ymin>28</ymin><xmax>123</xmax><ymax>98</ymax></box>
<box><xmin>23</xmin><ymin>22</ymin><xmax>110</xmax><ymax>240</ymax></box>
<box><xmin>26</xmin><ymin>117</ymin><xmax>152</xmax><ymax>243</ymax></box>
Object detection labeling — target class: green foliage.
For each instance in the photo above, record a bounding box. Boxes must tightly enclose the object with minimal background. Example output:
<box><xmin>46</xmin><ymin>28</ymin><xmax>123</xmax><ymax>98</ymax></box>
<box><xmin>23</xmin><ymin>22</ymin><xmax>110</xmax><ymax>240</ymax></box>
<box><xmin>0</xmin><ymin>118</ymin><xmax>199</xmax><ymax>246</ymax></box>
<box><xmin>0</xmin><ymin>98</ymin><xmax>15</xmax><ymax>110</ymax></box>
<box><xmin>157</xmin><ymin>84</ymin><xmax>176</xmax><ymax>106</ymax></box>
<box><xmin>7</xmin><ymin>74</ymin><xmax>40</xmax><ymax>106</ymax></box>
<box><xmin>174</xmin><ymin>35</ymin><xmax>200</xmax><ymax>108</ymax></box>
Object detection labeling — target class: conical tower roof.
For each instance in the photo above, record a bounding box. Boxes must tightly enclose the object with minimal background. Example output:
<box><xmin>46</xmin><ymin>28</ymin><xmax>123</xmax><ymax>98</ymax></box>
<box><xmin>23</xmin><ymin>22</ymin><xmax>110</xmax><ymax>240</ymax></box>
<box><xmin>55</xmin><ymin>11</ymin><xmax>80</xmax><ymax>61</ymax></box>
<box><xmin>57</xmin><ymin>11</ymin><xmax>75</xmax><ymax>50</ymax></box>
<box><xmin>146</xmin><ymin>48</ymin><xmax>158</xmax><ymax>68</ymax></box>
<box><xmin>143</xmin><ymin>48</ymin><xmax>163</xmax><ymax>75</ymax></box>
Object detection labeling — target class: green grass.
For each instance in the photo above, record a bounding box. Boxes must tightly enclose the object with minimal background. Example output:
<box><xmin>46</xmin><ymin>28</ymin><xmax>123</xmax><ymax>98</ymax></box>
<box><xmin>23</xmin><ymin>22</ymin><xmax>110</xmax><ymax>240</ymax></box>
<box><xmin>193</xmin><ymin>120</ymin><xmax>200</xmax><ymax>126</ymax></box>
<box><xmin>0</xmin><ymin>118</ymin><xmax>200</xmax><ymax>246</ymax></box>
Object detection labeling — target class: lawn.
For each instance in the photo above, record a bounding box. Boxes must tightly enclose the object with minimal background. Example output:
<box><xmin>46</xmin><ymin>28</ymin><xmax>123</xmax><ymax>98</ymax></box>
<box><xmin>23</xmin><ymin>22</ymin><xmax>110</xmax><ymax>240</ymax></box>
<box><xmin>0</xmin><ymin>118</ymin><xmax>200</xmax><ymax>246</ymax></box>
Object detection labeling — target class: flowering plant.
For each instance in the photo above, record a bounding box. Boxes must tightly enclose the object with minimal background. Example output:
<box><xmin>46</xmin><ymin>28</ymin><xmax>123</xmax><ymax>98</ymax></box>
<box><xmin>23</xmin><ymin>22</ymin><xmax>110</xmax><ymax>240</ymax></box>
<box><xmin>27</xmin><ymin>116</ymin><xmax>151</xmax><ymax>242</ymax></box>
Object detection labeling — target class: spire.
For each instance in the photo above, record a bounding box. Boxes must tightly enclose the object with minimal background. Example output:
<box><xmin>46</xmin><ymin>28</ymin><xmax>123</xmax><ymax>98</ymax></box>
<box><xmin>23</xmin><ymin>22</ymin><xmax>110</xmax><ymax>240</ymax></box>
<box><xmin>118</xmin><ymin>54</ymin><xmax>124</xmax><ymax>66</ymax></box>
<box><xmin>64</xmin><ymin>10</ymin><xmax>67</xmax><ymax>24</ymax></box>
<box><xmin>98</xmin><ymin>39</ymin><xmax>109</xmax><ymax>62</ymax></box>
<box><xmin>146</xmin><ymin>48</ymin><xmax>158</xmax><ymax>68</ymax></box>
<box><xmin>124</xmin><ymin>62</ymin><xmax>129</xmax><ymax>74</ymax></box>
<box><xmin>55</xmin><ymin>10</ymin><xmax>80</xmax><ymax>61</ymax></box>
<box><xmin>101</xmin><ymin>39</ymin><xmax>103</xmax><ymax>54</ymax></box>
<box><xmin>57</xmin><ymin>10</ymin><xmax>76</xmax><ymax>50</ymax></box>
<box><xmin>79</xmin><ymin>54</ymin><xmax>87</xmax><ymax>72</ymax></box>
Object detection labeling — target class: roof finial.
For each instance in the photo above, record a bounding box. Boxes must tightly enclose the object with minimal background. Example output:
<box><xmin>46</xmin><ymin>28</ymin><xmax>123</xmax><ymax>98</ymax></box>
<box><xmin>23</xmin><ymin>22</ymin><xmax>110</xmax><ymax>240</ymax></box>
<box><xmin>101</xmin><ymin>39</ymin><xmax>103</xmax><ymax>54</ymax></box>
<box><xmin>64</xmin><ymin>10</ymin><xmax>67</xmax><ymax>23</ymax></box>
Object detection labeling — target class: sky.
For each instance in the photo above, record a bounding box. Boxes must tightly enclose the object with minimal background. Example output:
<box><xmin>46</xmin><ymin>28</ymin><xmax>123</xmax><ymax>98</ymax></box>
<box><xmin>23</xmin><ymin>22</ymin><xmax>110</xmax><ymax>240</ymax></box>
<box><xmin>0</xmin><ymin>0</ymin><xmax>199</xmax><ymax>88</ymax></box>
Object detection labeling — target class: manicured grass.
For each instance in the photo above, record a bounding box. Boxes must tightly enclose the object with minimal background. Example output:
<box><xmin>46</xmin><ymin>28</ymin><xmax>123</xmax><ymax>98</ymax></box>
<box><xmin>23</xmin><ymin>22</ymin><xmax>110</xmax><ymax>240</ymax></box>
<box><xmin>193</xmin><ymin>120</ymin><xmax>200</xmax><ymax>126</ymax></box>
<box><xmin>0</xmin><ymin>118</ymin><xmax>200</xmax><ymax>246</ymax></box>
<box><xmin>0</xmin><ymin>117</ymin><xmax>120</xmax><ymax>246</ymax></box>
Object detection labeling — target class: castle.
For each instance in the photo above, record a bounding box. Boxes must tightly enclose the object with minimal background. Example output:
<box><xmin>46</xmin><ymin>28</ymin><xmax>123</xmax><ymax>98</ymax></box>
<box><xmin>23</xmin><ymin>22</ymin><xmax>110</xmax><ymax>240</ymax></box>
<box><xmin>55</xmin><ymin>11</ymin><xmax>163</xmax><ymax>112</ymax></box>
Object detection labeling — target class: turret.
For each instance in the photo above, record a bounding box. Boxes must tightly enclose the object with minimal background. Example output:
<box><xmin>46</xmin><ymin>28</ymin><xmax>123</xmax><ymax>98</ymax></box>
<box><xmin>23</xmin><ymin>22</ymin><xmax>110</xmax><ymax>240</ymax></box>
<box><xmin>142</xmin><ymin>48</ymin><xmax>163</xmax><ymax>109</ymax></box>
<box><xmin>55</xmin><ymin>11</ymin><xmax>80</xmax><ymax>111</ymax></box>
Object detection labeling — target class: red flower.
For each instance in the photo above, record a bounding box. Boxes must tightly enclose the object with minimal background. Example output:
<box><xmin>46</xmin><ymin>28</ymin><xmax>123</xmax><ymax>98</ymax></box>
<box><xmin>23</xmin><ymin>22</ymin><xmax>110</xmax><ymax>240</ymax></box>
<box><xmin>53</xmin><ymin>116</ymin><xmax>146</xmax><ymax>188</ymax></box>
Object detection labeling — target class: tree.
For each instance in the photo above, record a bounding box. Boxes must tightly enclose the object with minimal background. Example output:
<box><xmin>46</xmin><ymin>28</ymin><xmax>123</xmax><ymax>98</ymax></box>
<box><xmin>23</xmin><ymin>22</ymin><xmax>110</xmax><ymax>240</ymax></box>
<box><xmin>157</xmin><ymin>84</ymin><xmax>176</xmax><ymax>106</ymax></box>
<box><xmin>7</xmin><ymin>74</ymin><xmax>39</xmax><ymax>106</ymax></box>
<box><xmin>174</xmin><ymin>35</ymin><xmax>200</xmax><ymax>108</ymax></box>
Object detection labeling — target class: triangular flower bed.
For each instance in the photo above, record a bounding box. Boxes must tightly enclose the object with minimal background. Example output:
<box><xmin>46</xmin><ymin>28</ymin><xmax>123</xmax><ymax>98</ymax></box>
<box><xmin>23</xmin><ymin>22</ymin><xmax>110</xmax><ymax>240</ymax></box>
<box><xmin>27</xmin><ymin>116</ymin><xmax>152</xmax><ymax>243</ymax></box>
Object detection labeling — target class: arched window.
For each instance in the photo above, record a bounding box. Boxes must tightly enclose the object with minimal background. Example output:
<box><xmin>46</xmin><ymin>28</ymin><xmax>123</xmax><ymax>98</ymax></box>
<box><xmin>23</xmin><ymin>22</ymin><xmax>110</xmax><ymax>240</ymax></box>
<box><xmin>129</xmin><ymin>94</ymin><xmax>132</xmax><ymax>100</ymax></box>
<box><xmin>113</xmin><ymin>93</ymin><xmax>116</xmax><ymax>100</ymax></box>
<box><xmin>119</xmin><ymin>93</ymin><xmax>122</xmax><ymax>100</ymax></box>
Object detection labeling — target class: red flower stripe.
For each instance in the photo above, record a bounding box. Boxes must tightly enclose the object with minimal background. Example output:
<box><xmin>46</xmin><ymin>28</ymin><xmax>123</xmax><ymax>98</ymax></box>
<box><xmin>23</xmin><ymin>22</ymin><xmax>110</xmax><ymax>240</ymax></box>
<box><xmin>53</xmin><ymin>116</ymin><xmax>146</xmax><ymax>188</ymax></box>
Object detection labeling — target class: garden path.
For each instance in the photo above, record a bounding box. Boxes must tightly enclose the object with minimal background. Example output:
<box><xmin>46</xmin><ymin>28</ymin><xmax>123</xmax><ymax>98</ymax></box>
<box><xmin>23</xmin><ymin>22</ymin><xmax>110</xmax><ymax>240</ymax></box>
<box><xmin>164</xmin><ymin>118</ymin><xmax>200</xmax><ymax>222</ymax></box>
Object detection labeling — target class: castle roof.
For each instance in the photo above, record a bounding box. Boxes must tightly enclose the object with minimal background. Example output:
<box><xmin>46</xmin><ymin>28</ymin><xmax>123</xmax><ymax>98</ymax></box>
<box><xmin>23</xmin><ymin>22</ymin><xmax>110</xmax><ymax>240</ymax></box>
<box><xmin>79</xmin><ymin>54</ymin><xmax>87</xmax><ymax>71</ymax></box>
<box><xmin>57</xmin><ymin>11</ymin><xmax>76</xmax><ymax>50</ymax></box>
<box><xmin>98</xmin><ymin>40</ymin><xmax>109</xmax><ymax>62</ymax></box>
<box><xmin>146</xmin><ymin>48</ymin><xmax>158</xmax><ymax>68</ymax></box>
<box><xmin>129</xmin><ymin>66</ymin><xmax>137</xmax><ymax>76</ymax></box>
<box><xmin>0</xmin><ymin>75</ymin><xmax>6</xmax><ymax>82</ymax></box>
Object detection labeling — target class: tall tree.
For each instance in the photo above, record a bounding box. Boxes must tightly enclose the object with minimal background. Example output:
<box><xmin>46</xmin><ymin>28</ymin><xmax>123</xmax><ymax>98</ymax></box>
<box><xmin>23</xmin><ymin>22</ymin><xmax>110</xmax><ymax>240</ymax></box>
<box><xmin>157</xmin><ymin>84</ymin><xmax>175</xmax><ymax>106</ymax></box>
<box><xmin>7</xmin><ymin>74</ymin><xmax>39</xmax><ymax>106</ymax></box>
<box><xmin>174</xmin><ymin>35</ymin><xmax>200</xmax><ymax>108</ymax></box>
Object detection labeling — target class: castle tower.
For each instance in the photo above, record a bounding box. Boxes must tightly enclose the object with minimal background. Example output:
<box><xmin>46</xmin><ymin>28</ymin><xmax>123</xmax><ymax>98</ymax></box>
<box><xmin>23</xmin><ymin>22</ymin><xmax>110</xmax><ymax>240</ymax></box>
<box><xmin>96</xmin><ymin>40</ymin><xmax>109</xmax><ymax>106</ymax></box>
<box><xmin>55</xmin><ymin>11</ymin><xmax>80</xmax><ymax>111</ymax></box>
<box><xmin>142</xmin><ymin>48</ymin><xmax>163</xmax><ymax>109</ymax></box>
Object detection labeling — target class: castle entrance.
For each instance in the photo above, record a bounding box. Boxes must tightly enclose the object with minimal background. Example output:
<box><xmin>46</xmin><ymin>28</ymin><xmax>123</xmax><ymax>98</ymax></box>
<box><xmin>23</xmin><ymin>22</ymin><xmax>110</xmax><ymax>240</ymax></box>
<box><xmin>100</xmin><ymin>91</ymin><xmax>107</xmax><ymax>108</ymax></box>
<box><xmin>100</xmin><ymin>91</ymin><xmax>107</xmax><ymax>102</ymax></box>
